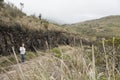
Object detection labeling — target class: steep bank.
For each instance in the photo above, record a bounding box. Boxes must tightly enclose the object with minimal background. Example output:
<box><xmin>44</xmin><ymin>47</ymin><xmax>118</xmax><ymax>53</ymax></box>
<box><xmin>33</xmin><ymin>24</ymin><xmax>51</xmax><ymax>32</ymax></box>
<box><xmin>0</xmin><ymin>18</ymin><xmax>84</xmax><ymax>55</ymax></box>
<box><xmin>0</xmin><ymin>2</ymin><xmax>88</xmax><ymax>55</ymax></box>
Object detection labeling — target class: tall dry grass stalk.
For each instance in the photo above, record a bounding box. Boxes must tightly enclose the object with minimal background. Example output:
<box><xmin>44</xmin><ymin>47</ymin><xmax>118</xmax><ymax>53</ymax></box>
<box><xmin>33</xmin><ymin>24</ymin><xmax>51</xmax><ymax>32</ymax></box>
<box><xmin>102</xmin><ymin>38</ymin><xmax>111</xmax><ymax>80</ymax></box>
<box><xmin>58</xmin><ymin>46</ymin><xmax>64</xmax><ymax>80</ymax></box>
<box><xmin>91</xmin><ymin>45</ymin><xmax>96</xmax><ymax>80</ymax></box>
<box><xmin>12</xmin><ymin>47</ymin><xmax>25</xmax><ymax>80</ymax></box>
<box><xmin>80</xmin><ymin>40</ymin><xmax>92</xmax><ymax>80</ymax></box>
<box><xmin>45</xmin><ymin>40</ymin><xmax>50</xmax><ymax>52</ymax></box>
<box><xmin>1</xmin><ymin>39</ymin><xmax>120</xmax><ymax>80</ymax></box>
<box><xmin>112</xmin><ymin>37</ymin><xmax>115</xmax><ymax>80</ymax></box>
<box><xmin>73</xmin><ymin>36</ymin><xmax>76</xmax><ymax>46</ymax></box>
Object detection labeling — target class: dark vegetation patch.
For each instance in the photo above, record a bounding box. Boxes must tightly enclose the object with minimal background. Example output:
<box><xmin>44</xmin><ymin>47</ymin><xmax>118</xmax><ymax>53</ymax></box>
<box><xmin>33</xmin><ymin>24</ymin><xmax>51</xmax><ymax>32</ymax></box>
<box><xmin>0</xmin><ymin>21</ymin><xmax>90</xmax><ymax>56</ymax></box>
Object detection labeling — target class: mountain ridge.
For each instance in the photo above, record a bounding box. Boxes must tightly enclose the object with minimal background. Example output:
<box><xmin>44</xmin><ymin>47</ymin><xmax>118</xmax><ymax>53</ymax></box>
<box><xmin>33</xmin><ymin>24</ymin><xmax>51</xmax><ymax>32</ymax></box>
<box><xmin>64</xmin><ymin>15</ymin><xmax>120</xmax><ymax>37</ymax></box>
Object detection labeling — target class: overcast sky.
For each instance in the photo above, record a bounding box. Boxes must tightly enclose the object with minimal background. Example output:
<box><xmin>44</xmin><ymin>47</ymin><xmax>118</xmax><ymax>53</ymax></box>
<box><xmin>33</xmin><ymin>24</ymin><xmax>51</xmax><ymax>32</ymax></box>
<box><xmin>5</xmin><ymin>0</ymin><xmax>120</xmax><ymax>24</ymax></box>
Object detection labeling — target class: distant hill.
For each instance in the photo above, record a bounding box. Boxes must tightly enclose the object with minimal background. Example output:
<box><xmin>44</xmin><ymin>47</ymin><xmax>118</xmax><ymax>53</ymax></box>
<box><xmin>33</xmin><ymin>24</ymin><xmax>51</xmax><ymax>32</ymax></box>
<box><xmin>64</xmin><ymin>15</ymin><xmax>120</xmax><ymax>37</ymax></box>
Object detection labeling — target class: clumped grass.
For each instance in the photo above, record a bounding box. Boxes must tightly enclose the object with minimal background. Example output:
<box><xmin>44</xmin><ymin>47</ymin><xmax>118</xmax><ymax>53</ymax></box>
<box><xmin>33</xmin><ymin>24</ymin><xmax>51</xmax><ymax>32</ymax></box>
<box><xmin>52</xmin><ymin>47</ymin><xmax>71</xmax><ymax>60</ymax></box>
<box><xmin>52</xmin><ymin>47</ymin><xmax>61</xmax><ymax>58</ymax></box>
<box><xmin>26</xmin><ymin>51</ymin><xmax>37</xmax><ymax>60</ymax></box>
<box><xmin>0</xmin><ymin>51</ymin><xmax>37</xmax><ymax>68</ymax></box>
<box><xmin>0</xmin><ymin>56</ymin><xmax>16</xmax><ymax>67</ymax></box>
<box><xmin>0</xmin><ymin>40</ymin><xmax>120</xmax><ymax>80</ymax></box>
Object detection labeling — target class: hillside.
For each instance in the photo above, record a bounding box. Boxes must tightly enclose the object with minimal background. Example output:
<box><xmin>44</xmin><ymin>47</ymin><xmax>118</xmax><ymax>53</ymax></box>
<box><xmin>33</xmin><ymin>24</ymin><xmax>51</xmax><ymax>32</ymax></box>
<box><xmin>0</xmin><ymin>1</ymin><xmax>120</xmax><ymax>80</ymax></box>
<box><xmin>0</xmin><ymin>2</ymin><xmax>84</xmax><ymax>56</ymax></box>
<box><xmin>64</xmin><ymin>15</ymin><xmax>120</xmax><ymax>37</ymax></box>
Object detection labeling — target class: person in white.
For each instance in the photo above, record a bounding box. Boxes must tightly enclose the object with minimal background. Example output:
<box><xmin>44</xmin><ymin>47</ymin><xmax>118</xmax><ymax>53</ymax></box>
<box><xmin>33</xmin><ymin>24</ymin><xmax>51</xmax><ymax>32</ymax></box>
<box><xmin>19</xmin><ymin>43</ymin><xmax>26</xmax><ymax>62</ymax></box>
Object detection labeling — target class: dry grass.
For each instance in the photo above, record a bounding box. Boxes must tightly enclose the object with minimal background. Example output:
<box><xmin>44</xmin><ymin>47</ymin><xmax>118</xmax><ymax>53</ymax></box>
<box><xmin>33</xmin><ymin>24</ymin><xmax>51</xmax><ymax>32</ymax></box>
<box><xmin>0</xmin><ymin>40</ymin><xmax>119</xmax><ymax>80</ymax></box>
<box><xmin>0</xmin><ymin>2</ymin><xmax>67</xmax><ymax>33</ymax></box>
<box><xmin>1</xmin><ymin>2</ymin><xmax>120</xmax><ymax>80</ymax></box>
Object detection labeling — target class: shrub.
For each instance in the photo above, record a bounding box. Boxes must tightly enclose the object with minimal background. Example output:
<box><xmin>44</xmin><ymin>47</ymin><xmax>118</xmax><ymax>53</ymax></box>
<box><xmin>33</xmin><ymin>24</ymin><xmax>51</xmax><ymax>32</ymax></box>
<box><xmin>52</xmin><ymin>47</ymin><xmax>61</xmax><ymax>58</ymax></box>
<box><xmin>26</xmin><ymin>51</ymin><xmax>36</xmax><ymax>60</ymax></box>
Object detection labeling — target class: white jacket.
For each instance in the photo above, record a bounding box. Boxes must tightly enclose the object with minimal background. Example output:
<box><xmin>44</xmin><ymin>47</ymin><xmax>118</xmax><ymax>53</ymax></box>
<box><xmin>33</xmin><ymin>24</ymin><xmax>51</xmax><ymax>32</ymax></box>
<box><xmin>19</xmin><ymin>47</ymin><xmax>26</xmax><ymax>54</ymax></box>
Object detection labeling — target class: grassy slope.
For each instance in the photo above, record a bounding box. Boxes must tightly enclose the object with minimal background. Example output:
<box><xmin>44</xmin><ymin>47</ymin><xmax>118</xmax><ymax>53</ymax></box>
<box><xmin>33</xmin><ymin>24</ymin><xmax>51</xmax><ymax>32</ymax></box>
<box><xmin>64</xmin><ymin>15</ymin><xmax>120</xmax><ymax>37</ymax></box>
<box><xmin>0</xmin><ymin>45</ymin><xmax>120</xmax><ymax>80</ymax></box>
<box><xmin>0</xmin><ymin>3</ymin><xmax>67</xmax><ymax>32</ymax></box>
<box><xmin>0</xmin><ymin>2</ymin><xmax>120</xmax><ymax>80</ymax></box>
<box><xmin>0</xmin><ymin>3</ymin><xmax>78</xmax><ymax>55</ymax></box>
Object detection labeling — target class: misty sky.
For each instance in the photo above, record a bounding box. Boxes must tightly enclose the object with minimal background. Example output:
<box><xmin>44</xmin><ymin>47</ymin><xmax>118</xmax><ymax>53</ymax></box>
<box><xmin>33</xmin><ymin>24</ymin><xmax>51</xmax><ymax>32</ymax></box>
<box><xmin>5</xmin><ymin>0</ymin><xmax>120</xmax><ymax>24</ymax></box>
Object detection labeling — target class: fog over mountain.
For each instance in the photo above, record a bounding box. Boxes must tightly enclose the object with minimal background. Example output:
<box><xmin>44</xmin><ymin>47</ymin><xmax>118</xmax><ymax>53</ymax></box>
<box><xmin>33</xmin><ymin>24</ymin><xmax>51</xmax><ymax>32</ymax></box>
<box><xmin>5</xmin><ymin>0</ymin><xmax>120</xmax><ymax>24</ymax></box>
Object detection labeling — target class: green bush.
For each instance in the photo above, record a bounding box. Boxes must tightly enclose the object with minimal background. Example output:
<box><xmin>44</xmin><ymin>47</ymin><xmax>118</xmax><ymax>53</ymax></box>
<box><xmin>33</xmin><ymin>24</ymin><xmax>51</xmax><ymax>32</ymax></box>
<box><xmin>26</xmin><ymin>51</ymin><xmax>36</xmax><ymax>60</ymax></box>
<box><xmin>52</xmin><ymin>47</ymin><xmax>61</xmax><ymax>58</ymax></box>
